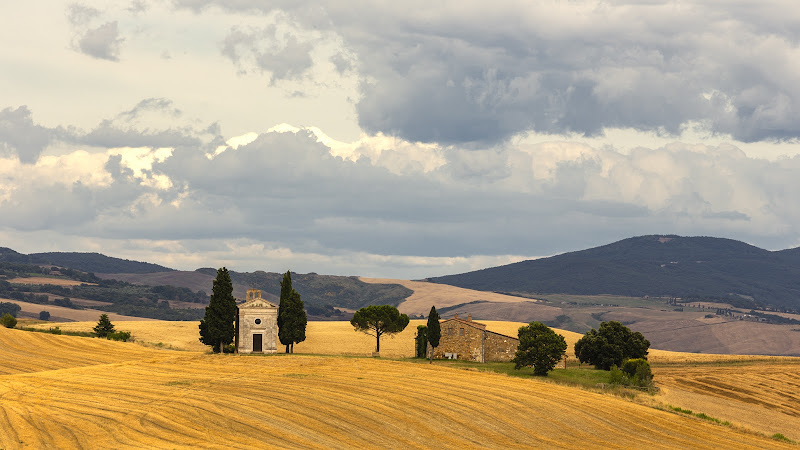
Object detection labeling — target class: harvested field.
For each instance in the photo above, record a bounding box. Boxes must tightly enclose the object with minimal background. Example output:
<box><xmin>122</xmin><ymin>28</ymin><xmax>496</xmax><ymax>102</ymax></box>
<box><xmin>7</xmin><ymin>277</ymin><xmax>94</xmax><ymax>286</ymax></box>
<box><xmin>0</xmin><ymin>327</ymin><xmax>161</xmax><ymax>375</ymax></box>
<box><xmin>361</xmin><ymin>277</ymin><xmax>562</xmax><ymax>318</ymax></box>
<box><xmin>36</xmin><ymin>320</ymin><xmax>583</xmax><ymax>357</ymax></box>
<box><xmin>0</xmin><ymin>298</ymin><xmax>155</xmax><ymax>322</ymax></box>
<box><xmin>0</xmin><ymin>326</ymin><xmax>786</xmax><ymax>449</ymax></box>
<box><xmin>30</xmin><ymin>320</ymin><xmax>206</xmax><ymax>352</ymax></box>
<box><xmin>654</xmin><ymin>360</ymin><xmax>800</xmax><ymax>440</ymax></box>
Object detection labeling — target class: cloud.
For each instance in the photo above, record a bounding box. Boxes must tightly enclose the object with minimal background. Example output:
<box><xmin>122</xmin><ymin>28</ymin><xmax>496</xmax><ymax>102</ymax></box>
<box><xmin>0</xmin><ymin>106</ymin><xmax>59</xmax><ymax>163</ymax></box>
<box><xmin>4</xmin><ymin>99</ymin><xmax>800</xmax><ymax>277</ymax></box>
<box><xmin>175</xmin><ymin>0</ymin><xmax>800</xmax><ymax>144</ymax></box>
<box><xmin>77</xmin><ymin>21</ymin><xmax>124</xmax><ymax>60</ymax></box>
<box><xmin>221</xmin><ymin>24</ymin><xmax>314</xmax><ymax>83</ymax></box>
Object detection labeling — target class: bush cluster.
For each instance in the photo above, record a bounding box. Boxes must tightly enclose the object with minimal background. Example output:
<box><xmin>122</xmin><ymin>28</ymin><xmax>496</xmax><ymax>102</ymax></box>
<box><xmin>1</xmin><ymin>313</ymin><xmax>17</xmax><ymax>328</ymax></box>
<box><xmin>609</xmin><ymin>358</ymin><xmax>654</xmax><ymax>387</ymax></box>
<box><xmin>106</xmin><ymin>331</ymin><xmax>132</xmax><ymax>342</ymax></box>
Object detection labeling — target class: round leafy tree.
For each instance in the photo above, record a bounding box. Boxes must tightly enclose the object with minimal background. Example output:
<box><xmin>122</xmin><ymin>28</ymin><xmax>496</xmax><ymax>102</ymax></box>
<box><xmin>574</xmin><ymin>321</ymin><xmax>650</xmax><ymax>370</ymax></box>
<box><xmin>1</xmin><ymin>313</ymin><xmax>17</xmax><ymax>329</ymax></box>
<box><xmin>350</xmin><ymin>305</ymin><xmax>409</xmax><ymax>353</ymax></box>
<box><xmin>512</xmin><ymin>322</ymin><xmax>567</xmax><ymax>376</ymax></box>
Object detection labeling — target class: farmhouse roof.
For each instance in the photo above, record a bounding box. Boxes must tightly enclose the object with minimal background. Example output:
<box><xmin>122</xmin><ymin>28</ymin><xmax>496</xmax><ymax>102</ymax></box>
<box><xmin>442</xmin><ymin>313</ymin><xmax>486</xmax><ymax>330</ymax></box>
<box><xmin>441</xmin><ymin>313</ymin><xmax>519</xmax><ymax>341</ymax></box>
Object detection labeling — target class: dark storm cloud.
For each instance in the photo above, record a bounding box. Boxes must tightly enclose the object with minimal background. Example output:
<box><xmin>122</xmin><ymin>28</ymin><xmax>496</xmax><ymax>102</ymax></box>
<box><xmin>175</xmin><ymin>0</ymin><xmax>800</xmax><ymax>144</ymax></box>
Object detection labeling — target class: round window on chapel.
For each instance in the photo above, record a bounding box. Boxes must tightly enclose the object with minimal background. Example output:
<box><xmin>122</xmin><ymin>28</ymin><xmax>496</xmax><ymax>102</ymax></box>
<box><xmin>255</xmin><ymin>318</ymin><xmax>262</xmax><ymax>325</ymax></box>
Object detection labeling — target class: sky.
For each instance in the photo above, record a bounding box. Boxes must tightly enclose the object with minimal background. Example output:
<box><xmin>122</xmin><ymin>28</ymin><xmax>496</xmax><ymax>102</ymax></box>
<box><xmin>2</xmin><ymin>1</ymin><xmax>800</xmax><ymax>279</ymax></box>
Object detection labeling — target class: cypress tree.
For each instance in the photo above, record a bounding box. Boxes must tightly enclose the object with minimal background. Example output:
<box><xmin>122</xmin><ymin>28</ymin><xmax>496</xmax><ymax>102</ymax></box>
<box><xmin>280</xmin><ymin>290</ymin><xmax>307</xmax><ymax>353</ymax></box>
<box><xmin>426</xmin><ymin>306</ymin><xmax>441</xmax><ymax>363</ymax></box>
<box><xmin>278</xmin><ymin>270</ymin><xmax>293</xmax><ymax>353</ymax></box>
<box><xmin>198</xmin><ymin>267</ymin><xmax>237</xmax><ymax>353</ymax></box>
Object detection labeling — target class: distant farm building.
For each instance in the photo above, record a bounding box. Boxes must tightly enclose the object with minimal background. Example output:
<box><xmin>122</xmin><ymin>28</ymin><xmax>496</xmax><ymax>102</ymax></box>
<box><xmin>430</xmin><ymin>314</ymin><xmax>519</xmax><ymax>362</ymax></box>
<box><xmin>236</xmin><ymin>289</ymin><xmax>278</xmax><ymax>354</ymax></box>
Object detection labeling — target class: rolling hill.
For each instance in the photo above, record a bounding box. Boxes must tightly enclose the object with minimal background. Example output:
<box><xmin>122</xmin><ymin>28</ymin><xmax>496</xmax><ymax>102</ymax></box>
<box><xmin>2</xmin><ymin>323</ymin><xmax>795</xmax><ymax>447</ymax></box>
<box><xmin>428</xmin><ymin>235</ymin><xmax>800</xmax><ymax>311</ymax></box>
<box><xmin>0</xmin><ymin>247</ymin><xmax>173</xmax><ymax>274</ymax></box>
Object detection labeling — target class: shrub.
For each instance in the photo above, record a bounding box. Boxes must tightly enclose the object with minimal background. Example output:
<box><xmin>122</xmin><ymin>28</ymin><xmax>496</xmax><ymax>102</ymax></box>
<box><xmin>39</xmin><ymin>310</ymin><xmax>51</xmax><ymax>321</ymax></box>
<box><xmin>609</xmin><ymin>365</ymin><xmax>629</xmax><ymax>385</ymax></box>
<box><xmin>1</xmin><ymin>313</ymin><xmax>17</xmax><ymax>328</ymax></box>
<box><xmin>622</xmin><ymin>358</ymin><xmax>653</xmax><ymax>387</ymax></box>
<box><xmin>106</xmin><ymin>331</ymin><xmax>132</xmax><ymax>342</ymax></box>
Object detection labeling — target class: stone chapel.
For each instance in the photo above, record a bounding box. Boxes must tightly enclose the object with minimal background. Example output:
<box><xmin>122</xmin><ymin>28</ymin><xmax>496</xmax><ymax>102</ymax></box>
<box><xmin>235</xmin><ymin>289</ymin><xmax>278</xmax><ymax>354</ymax></box>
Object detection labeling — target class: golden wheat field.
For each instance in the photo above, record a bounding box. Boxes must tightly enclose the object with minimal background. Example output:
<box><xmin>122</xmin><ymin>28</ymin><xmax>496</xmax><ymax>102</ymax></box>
<box><xmin>0</xmin><ymin>325</ymin><xmax>790</xmax><ymax>449</ymax></box>
<box><xmin>7</xmin><ymin>277</ymin><xmax>95</xmax><ymax>286</ymax></box>
<box><xmin>31</xmin><ymin>320</ymin><xmax>585</xmax><ymax>358</ymax></box>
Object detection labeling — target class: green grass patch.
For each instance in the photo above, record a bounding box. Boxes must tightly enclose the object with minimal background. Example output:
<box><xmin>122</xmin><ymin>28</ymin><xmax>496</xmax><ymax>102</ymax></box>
<box><xmin>771</xmin><ymin>433</ymin><xmax>794</xmax><ymax>443</ymax></box>
<box><xmin>407</xmin><ymin>358</ymin><xmax>616</xmax><ymax>390</ymax></box>
<box><xmin>668</xmin><ymin>405</ymin><xmax>730</xmax><ymax>426</ymax></box>
<box><xmin>17</xmin><ymin>326</ymin><xmax>95</xmax><ymax>338</ymax></box>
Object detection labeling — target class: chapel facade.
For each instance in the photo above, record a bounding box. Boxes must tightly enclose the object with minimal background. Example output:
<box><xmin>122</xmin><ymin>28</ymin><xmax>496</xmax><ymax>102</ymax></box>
<box><xmin>236</xmin><ymin>289</ymin><xmax>278</xmax><ymax>354</ymax></box>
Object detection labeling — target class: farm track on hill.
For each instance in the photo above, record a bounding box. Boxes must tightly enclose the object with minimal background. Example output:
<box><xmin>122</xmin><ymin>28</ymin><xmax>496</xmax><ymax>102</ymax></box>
<box><xmin>0</xmin><ymin>326</ymin><xmax>789</xmax><ymax>449</ymax></box>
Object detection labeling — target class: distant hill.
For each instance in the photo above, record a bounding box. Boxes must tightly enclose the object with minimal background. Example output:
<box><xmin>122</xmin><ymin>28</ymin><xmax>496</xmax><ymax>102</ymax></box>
<box><xmin>428</xmin><ymin>235</ymin><xmax>800</xmax><ymax>311</ymax></box>
<box><xmin>0</xmin><ymin>248</ymin><xmax>173</xmax><ymax>274</ymax></box>
<box><xmin>112</xmin><ymin>269</ymin><xmax>414</xmax><ymax>312</ymax></box>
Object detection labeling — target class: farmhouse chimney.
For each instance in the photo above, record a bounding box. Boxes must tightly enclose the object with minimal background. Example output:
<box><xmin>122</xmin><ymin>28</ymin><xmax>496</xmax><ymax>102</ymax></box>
<box><xmin>454</xmin><ymin>313</ymin><xmax>459</xmax><ymax>319</ymax></box>
<box><xmin>467</xmin><ymin>314</ymin><xmax>472</xmax><ymax>322</ymax></box>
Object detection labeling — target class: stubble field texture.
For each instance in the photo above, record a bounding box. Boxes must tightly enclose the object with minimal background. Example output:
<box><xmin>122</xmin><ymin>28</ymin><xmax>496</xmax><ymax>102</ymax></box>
<box><xmin>2</xmin><ymin>321</ymin><xmax>797</xmax><ymax>448</ymax></box>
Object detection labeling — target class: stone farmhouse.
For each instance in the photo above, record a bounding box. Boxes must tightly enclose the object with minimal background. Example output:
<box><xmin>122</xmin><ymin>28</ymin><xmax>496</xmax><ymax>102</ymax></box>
<box><xmin>430</xmin><ymin>314</ymin><xmax>519</xmax><ymax>362</ymax></box>
<box><xmin>235</xmin><ymin>289</ymin><xmax>278</xmax><ymax>354</ymax></box>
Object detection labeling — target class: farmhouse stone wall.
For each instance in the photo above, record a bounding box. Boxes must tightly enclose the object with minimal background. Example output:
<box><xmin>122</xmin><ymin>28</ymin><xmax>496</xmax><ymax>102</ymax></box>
<box><xmin>430</xmin><ymin>314</ymin><xmax>519</xmax><ymax>362</ymax></box>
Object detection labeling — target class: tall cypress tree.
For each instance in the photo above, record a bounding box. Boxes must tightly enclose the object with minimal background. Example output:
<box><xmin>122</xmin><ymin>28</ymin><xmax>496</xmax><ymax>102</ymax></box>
<box><xmin>278</xmin><ymin>271</ymin><xmax>293</xmax><ymax>353</ymax></box>
<box><xmin>281</xmin><ymin>290</ymin><xmax>307</xmax><ymax>353</ymax></box>
<box><xmin>198</xmin><ymin>267</ymin><xmax>237</xmax><ymax>353</ymax></box>
<box><xmin>426</xmin><ymin>306</ymin><xmax>441</xmax><ymax>363</ymax></box>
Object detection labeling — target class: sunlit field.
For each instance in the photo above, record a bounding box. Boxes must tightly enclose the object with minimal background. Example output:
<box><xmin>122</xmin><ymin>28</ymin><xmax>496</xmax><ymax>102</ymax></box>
<box><xmin>0</xmin><ymin>324</ymin><xmax>790</xmax><ymax>449</ymax></box>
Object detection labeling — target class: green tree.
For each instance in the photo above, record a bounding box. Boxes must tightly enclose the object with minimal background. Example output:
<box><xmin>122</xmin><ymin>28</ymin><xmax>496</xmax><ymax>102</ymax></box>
<box><xmin>278</xmin><ymin>289</ymin><xmax>307</xmax><ymax>353</ymax></box>
<box><xmin>93</xmin><ymin>313</ymin><xmax>115</xmax><ymax>337</ymax></box>
<box><xmin>426</xmin><ymin>306</ymin><xmax>441</xmax><ymax>363</ymax></box>
<box><xmin>39</xmin><ymin>310</ymin><xmax>50</xmax><ymax>321</ymax></box>
<box><xmin>198</xmin><ymin>267</ymin><xmax>237</xmax><ymax>353</ymax></box>
<box><xmin>350</xmin><ymin>305</ymin><xmax>409</xmax><ymax>353</ymax></box>
<box><xmin>574</xmin><ymin>321</ymin><xmax>650</xmax><ymax>370</ymax></box>
<box><xmin>1</xmin><ymin>313</ymin><xmax>17</xmax><ymax>328</ymax></box>
<box><xmin>512</xmin><ymin>322</ymin><xmax>567</xmax><ymax>376</ymax></box>
<box><xmin>415</xmin><ymin>325</ymin><xmax>427</xmax><ymax>358</ymax></box>
<box><xmin>277</xmin><ymin>270</ymin><xmax>293</xmax><ymax>353</ymax></box>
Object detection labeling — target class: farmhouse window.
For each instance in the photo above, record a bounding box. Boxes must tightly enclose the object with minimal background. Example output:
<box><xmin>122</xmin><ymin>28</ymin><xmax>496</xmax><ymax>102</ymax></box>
<box><xmin>255</xmin><ymin>318</ymin><xmax>262</xmax><ymax>325</ymax></box>
<box><xmin>448</xmin><ymin>328</ymin><xmax>453</xmax><ymax>335</ymax></box>
<box><xmin>459</xmin><ymin>328</ymin><xmax>465</xmax><ymax>336</ymax></box>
